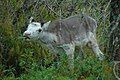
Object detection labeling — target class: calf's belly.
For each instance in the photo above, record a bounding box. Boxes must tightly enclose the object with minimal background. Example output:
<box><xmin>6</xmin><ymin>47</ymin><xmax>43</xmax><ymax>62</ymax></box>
<box><xmin>74</xmin><ymin>38</ymin><xmax>89</xmax><ymax>47</ymax></box>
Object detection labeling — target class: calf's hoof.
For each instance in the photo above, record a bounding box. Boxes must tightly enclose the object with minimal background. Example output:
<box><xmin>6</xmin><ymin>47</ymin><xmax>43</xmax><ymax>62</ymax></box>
<box><xmin>98</xmin><ymin>54</ymin><xmax>105</xmax><ymax>61</ymax></box>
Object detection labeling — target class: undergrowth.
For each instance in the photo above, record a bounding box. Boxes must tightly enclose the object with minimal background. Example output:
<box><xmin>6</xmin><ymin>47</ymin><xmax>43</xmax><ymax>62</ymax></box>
<box><xmin>0</xmin><ymin>0</ymin><xmax>114</xmax><ymax>80</ymax></box>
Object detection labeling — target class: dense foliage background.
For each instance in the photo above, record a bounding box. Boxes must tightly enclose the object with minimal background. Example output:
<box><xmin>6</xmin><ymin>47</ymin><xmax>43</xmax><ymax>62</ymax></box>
<box><xmin>0</xmin><ymin>0</ymin><xmax>119</xmax><ymax>80</ymax></box>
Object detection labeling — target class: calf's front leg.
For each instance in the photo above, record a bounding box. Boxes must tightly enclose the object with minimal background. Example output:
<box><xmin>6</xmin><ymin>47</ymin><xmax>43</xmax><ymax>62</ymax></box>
<box><xmin>62</xmin><ymin>43</ymin><xmax>75</xmax><ymax>69</ymax></box>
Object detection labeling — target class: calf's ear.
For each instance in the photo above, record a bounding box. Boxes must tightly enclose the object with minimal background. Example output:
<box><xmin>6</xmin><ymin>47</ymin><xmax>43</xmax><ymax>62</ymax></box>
<box><xmin>29</xmin><ymin>17</ymin><xmax>34</xmax><ymax>23</ymax></box>
<box><xmin>40</xmin><ymin>19</ymin><xmax>45</xmax><ymax>27</ymax></box>
<box><xmin>42</xmin><ymin>21</ymin><xmax>51</xmax><ymax>30</ymax></box>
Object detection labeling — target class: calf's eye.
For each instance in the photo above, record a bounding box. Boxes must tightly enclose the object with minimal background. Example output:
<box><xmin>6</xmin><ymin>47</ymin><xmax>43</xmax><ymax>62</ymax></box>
<box><xmin>38</xmin><ymin>29</ymin><xmax>42</xmax><ymax>32</ymax></box>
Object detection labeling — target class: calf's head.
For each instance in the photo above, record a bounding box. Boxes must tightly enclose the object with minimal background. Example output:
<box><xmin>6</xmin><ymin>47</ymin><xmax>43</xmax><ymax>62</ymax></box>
<box><xmin>23</xmin><ymin>17</ymin><xmax>51</xmax><ymax>40</ymax></box>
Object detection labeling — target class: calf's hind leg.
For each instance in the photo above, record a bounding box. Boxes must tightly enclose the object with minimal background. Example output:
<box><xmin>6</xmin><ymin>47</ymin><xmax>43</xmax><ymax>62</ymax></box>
<box><xmin>88</xmin><ymin>33</ymin><xmax>104</xmax><ymax>60</ymax></box>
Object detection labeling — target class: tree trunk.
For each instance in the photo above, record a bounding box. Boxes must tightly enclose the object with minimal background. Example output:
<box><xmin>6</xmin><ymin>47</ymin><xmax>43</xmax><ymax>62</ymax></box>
<box><xmin>109</xmin><ymin>0</ymin><xmax>120</xmax><ymax>61</ymax></box>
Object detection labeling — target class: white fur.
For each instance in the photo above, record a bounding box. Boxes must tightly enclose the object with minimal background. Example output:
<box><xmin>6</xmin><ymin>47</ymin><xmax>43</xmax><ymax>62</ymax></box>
<box><xmin>23</xmin><ymin>22</ymin><xmax>42</xmax><ymax>40</ymax></box>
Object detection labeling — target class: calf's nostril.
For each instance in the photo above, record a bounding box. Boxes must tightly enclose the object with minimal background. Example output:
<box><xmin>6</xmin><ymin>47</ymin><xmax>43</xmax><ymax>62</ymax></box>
<box><xmin>24</xmin><ymin>32</ymin><xmax>31</xmax><ymax>37</ymax></box>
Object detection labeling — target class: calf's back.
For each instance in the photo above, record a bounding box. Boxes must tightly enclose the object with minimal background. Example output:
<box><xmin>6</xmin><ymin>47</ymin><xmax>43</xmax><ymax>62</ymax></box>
<box><xmin>45</xmin><ymin>14</ymin><xmax>97</xmax><ymax>45</ymax></box>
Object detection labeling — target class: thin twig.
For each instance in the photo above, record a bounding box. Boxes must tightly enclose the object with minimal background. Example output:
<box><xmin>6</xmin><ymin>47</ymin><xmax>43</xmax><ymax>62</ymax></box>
<box><xmin>44</xmin><ymin>0</ymin><xmax>64</xmax><ymax>18</ymax></box>
<box><xmin>104</xmin><ymin>0</ymin><xmax>111</xmax><ymax>12</ymax></box>
<box><xmin>32</xmin><ymin>0</ymin><xmax>40</xmax><ymax>16</ymax></box>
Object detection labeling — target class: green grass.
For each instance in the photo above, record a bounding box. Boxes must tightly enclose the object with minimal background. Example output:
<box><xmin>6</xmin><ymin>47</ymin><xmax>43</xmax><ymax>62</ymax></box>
<box><xmin>1</xmin><ymin>50</ymin><xmax>113</xmax><ymax>80</ymax></box>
